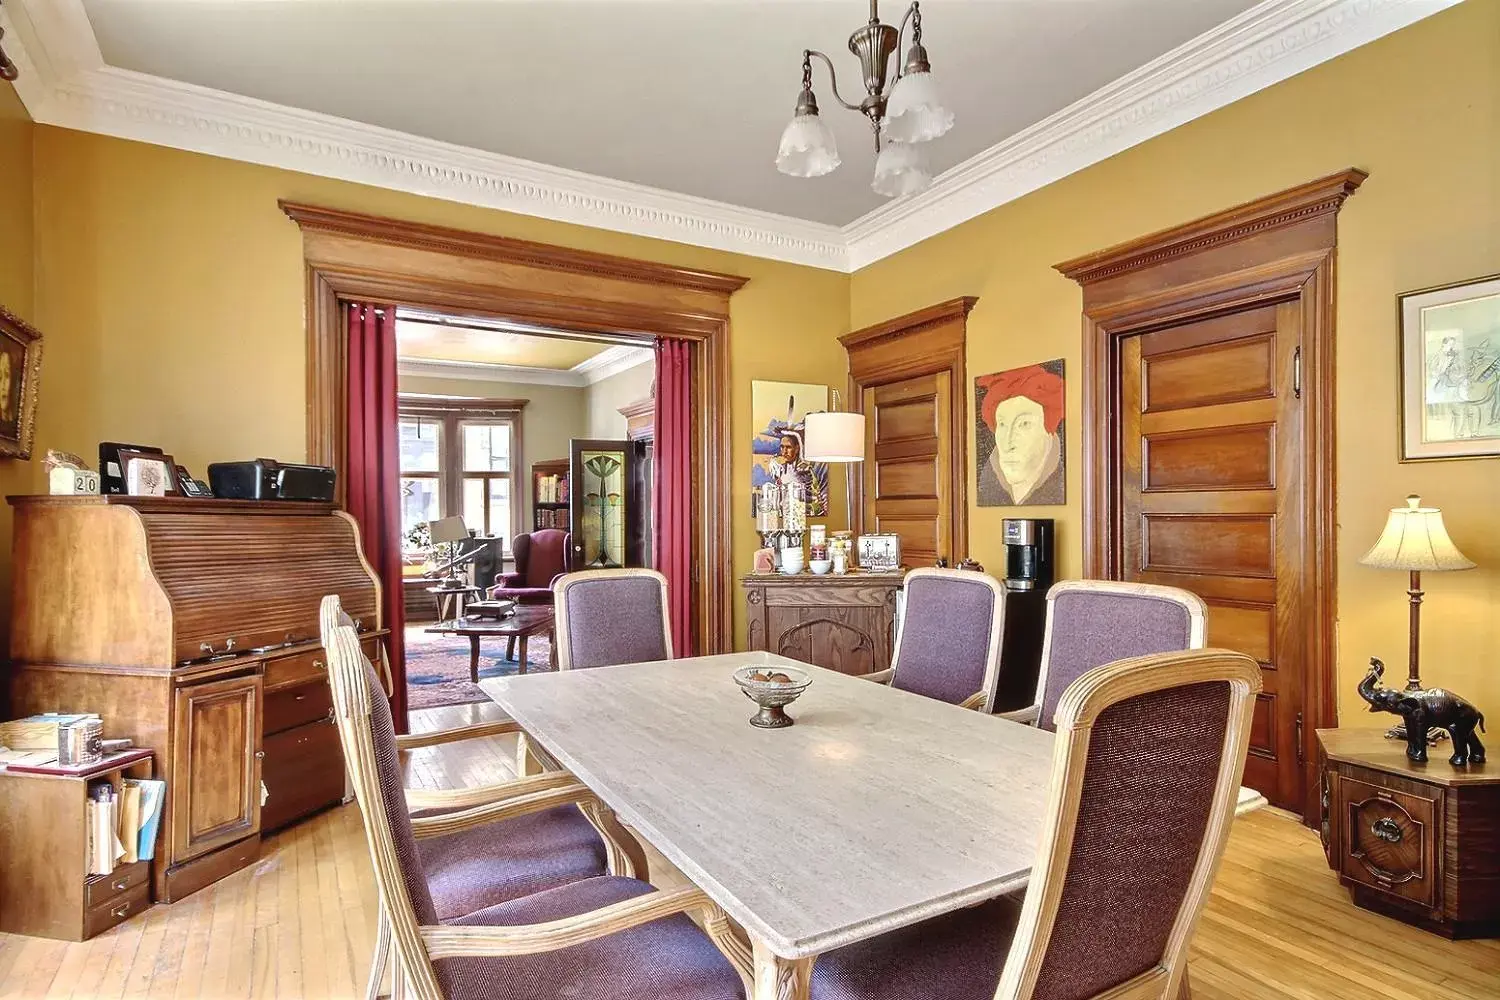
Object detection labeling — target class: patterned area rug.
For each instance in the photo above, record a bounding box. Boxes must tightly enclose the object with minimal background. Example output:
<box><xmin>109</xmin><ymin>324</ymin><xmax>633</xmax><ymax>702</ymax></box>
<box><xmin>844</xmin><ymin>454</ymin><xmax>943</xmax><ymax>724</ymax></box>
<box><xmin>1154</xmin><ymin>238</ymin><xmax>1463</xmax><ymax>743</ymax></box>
<box><xmin>403</xmin><ymin>624</ymin><xmax>555</xmax><ymax>710</ymax></box>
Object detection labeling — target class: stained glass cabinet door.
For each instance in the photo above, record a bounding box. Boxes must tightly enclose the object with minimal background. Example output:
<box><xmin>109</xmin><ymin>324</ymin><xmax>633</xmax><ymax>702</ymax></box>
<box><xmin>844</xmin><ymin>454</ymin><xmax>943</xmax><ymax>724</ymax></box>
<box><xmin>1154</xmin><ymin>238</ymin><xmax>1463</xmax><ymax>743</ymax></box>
<box><xmin>568</xmin><ymin>439</ymin><xmax>638</xmax><ymax>569</ymax></box>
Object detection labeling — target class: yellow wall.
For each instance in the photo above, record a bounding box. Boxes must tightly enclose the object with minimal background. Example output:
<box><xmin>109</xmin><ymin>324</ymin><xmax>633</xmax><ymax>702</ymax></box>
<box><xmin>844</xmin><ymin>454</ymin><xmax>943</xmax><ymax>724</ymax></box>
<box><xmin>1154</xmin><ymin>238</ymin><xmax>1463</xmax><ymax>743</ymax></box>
<box><xmin>0</xmin><ymin>82</ymin><xmax>35</xmax><ymax>644</ymax></box>
<box><xmin>30</xmin><ymin>126</ymin><xmax>850</xmax><ymax>648</ymax></box>
<box><xmin>849</xmin><ymin>1</ymin><xmax>1500</xmax><ymax>722</ymax></box>
<box><xmin>585</xmin><ymin>361</ymin><xmax>656</xmax><ymax>439</ymax></box>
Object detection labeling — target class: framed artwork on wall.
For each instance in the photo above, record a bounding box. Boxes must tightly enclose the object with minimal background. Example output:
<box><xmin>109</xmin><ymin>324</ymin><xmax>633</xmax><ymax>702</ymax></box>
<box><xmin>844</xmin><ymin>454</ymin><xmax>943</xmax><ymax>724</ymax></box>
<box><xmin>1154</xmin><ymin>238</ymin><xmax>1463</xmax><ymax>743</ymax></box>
<box><xmin>1398</xmin><ymin>273</ymin><xmax>1500</xmax><ymax>462</ymax></box>
<box><xmin>0</xmin><ymin>305</ymin><xmax>43</xmax><ymax>460</ymax></box>
<box><xmin>749</xmin><ymin>380</ymin><xmax>829</xmax><ymax>517</ymax></box>
<box><xmin>975</xmin><ymin>360</ymin><xmax>1066</xmax><ymax>506</ymax></box>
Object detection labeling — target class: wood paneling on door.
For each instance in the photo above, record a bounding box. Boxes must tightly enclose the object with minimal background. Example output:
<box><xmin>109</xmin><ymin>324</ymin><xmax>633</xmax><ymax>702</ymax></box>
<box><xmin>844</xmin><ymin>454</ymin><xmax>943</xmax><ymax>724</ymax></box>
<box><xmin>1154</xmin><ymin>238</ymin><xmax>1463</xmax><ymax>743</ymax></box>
<box><xmin>1120</xmin><ymin>302</ymin><xmax>1305</xmax><ymax>807</ymax></box>
<box><xmin>171</xmin><ymin>673</ymin><xmax>263</xmax><ymax>863</ymax></box>
<box><xmin>861</xmin><ymin>373</ymin><xmax>952</xmax><ymax>567</ymax></box>
<box><xmin>842</xmin><ymin>298</ymin><xmax>975</xmax><ymax>567</ymax></box>
<box><xmin>1056</xmin><ymin>169</ymin><xmax>1366</xmax><ymax>822</ymax></box>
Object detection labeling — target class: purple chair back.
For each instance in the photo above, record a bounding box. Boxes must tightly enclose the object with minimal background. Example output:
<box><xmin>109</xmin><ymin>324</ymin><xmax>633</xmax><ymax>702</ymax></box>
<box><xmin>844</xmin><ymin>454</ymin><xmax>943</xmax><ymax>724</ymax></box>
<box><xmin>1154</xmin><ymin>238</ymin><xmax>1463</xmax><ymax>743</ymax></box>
<box><xmin>998</xmin><ymin>649</ymin><xmax>1260</xmax><ymax>999</ymax></box>
<box><xmin>555</xmin><ymin>570</ymin><xmax>672</xmax><ymax>670</ymax></box>
<box><xmin>1036</xmin><ymin>581</ymin><xmax>1206</xmax><ymax>732</ymax></box>
<box><xmin>516</xmin><ymin>529</ymin><xmax>572</xmax><ymax>588</ymax></box>
<box><xmin>890</xmin><ymin>569</ymin><xmax>1006</xmax><ymax>710</ymax></box>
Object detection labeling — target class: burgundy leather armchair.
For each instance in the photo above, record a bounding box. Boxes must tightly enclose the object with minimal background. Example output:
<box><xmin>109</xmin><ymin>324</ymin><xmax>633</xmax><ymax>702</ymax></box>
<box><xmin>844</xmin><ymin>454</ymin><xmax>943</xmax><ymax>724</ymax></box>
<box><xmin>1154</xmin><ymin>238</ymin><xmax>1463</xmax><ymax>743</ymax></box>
<box><xmin>491</xmin><ymin>529</ymin><xmax>572</xmax><ymax>605</ymax></box>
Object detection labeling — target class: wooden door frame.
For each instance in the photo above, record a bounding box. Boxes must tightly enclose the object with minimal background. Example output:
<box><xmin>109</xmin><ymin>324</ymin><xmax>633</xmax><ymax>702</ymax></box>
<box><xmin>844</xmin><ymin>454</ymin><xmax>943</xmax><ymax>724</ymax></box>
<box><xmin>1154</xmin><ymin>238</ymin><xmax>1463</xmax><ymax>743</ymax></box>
<box><xmin>1055</xmin><ymin>169</ymin><xmax>1366</xmax><ymax>823</ymax></box>
<box><xmin>840</xmin><ymin>297</ymin><xmax>977</xmax><ymax>562</ymax></box>
<box><xmin>281</xmin><ymin>202</ymin><xmax>745</xmax><ymax>665</ymax></box>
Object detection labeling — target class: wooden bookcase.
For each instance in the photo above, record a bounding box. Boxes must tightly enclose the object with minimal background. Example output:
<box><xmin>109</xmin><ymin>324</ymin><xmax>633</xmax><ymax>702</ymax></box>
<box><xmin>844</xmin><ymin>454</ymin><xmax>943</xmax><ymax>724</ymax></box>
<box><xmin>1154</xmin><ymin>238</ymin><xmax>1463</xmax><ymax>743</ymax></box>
<box><xmin>0</xmin><ymin>754</ymin><xmax>156</xmax><ymax>941</ymax></box>
<box><xmin>531</xmin><ymin>458</ymin><xmax>571</xmax><ymax>532</ymax></box>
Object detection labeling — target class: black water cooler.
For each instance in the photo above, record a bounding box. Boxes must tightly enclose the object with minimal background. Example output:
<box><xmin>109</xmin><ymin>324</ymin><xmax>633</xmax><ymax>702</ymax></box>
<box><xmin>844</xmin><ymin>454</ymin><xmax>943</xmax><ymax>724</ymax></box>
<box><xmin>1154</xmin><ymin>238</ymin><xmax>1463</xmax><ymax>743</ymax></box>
<box><xmin>992</xmin><ymin>518</ymin><xmax>1055</xmax><ymax>713</ymax></box>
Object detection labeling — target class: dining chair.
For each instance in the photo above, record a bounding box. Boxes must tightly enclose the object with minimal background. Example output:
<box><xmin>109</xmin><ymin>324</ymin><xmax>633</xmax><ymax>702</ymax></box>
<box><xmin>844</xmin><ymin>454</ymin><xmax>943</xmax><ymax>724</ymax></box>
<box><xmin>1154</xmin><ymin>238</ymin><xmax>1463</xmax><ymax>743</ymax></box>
<box><xmin>323</xmin><ymin>623</ymin><xmax>751</xmax><ymax>1000</ymax></box>
<box><xmin>999</xmin><ymin>579</ymin><xmax>1207</xmax><ymax>731</ymax></box>
<box><xmin>808</xmin><ymin>647</ymin><xmax>1262</xmax><ymax>1000</ymax></box>
<box><xmin>860</xmin><ymin>567</ymin><xmax>1007</xmax><ymax>711</ymax></box>
<box><xmin>320</xmin><ymin>596</ymin><xmax>645</xmax><ymax>1000</ymax></box>
<box><xmin>553</xmin><ymin>568</ymin><xmax>673</xmax><ymax>670</ymax></box>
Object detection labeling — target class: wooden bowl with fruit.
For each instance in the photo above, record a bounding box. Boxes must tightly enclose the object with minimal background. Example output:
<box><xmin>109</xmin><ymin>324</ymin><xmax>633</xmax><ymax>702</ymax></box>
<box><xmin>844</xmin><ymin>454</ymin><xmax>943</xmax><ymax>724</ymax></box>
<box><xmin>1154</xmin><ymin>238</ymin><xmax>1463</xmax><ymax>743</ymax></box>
<box><xmin>732</xmin><ymin>664</ymin><xmax>812</xmax><ymax>729</ymax></box>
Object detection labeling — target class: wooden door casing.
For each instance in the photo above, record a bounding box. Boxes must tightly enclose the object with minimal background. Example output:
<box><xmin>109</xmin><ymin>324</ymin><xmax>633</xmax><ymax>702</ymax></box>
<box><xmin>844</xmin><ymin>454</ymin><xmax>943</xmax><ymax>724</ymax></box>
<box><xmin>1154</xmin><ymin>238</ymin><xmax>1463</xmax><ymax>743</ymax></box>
<box><xmin>1058</xmin><ymin>169</ymin><xmax>1365</xmax><ymax>823</ymax></box>
<box><xmin>842</xmin><ymin>298</ymin><xmax>975</xmax><ymax>567</ymax></box>
<box><xmin>171</xmin><ymin>673</ymin><xmax>264</xmax><ymax>863</ymax></box>
<box><xmin>1119</xmin><ymin>301</ymin><xmax>1305</xmax><ymax>808</ymax></box>
<box><xmin>861</xmin><ymin>372</ymin><xmax>953</xmax><ymax>568</ymax></box>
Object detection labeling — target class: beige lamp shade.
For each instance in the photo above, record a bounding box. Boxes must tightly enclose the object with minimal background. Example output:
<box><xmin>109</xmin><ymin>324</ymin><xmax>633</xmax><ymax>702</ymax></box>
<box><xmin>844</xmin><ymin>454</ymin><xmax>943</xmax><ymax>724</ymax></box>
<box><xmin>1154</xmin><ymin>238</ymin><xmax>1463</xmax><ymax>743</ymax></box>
<box><xmin>803</xmin><ymin>411</ymin><xmax>866</xmax><ymax>463</ymax></box>
<box><xmin>428</xmin><ymin>515</ymin><xmax>471</xmax><ymax>545</ymax></box>
<box><xmin>1359</xmin><ymin>495</ymin><xmax>1475</xmax><ymax>572</ymax></box>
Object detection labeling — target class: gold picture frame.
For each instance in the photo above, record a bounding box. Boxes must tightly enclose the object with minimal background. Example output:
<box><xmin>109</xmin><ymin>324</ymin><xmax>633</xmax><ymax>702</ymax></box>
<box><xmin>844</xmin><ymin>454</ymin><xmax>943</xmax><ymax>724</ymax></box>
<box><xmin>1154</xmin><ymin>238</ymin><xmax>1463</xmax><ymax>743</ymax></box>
<box><xmin>1397</xmin><ymin>273</ymin><xmax>1500</xmax><ymax>462</ymax></box>
<box><xmin>0</xmin><ymin>305</ymin><xmax>43</xmax><ymax>460</ymax></box>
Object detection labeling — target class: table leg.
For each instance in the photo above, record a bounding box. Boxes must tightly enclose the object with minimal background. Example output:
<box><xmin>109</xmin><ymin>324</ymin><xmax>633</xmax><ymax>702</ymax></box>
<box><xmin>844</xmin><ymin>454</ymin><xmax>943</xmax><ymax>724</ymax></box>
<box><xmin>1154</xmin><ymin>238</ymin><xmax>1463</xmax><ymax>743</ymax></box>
<box><xmin>468</xmin><ymin>636</ymin><xmax>480</xmax><ymax>684</ymax></box>
<box><xmin>751</xmin><ymin>937</ymin><xmax>811</xmax><ymax>1000</ymax></box>
<box><xmin>506</xmin><ymin>636</ymin><xmax>517</xmax><ymax>661</ymax></box>
<box><xmin>518</xmin><ymin>634</ymin><xmax>529</xmax><ymax>675</ymax></box>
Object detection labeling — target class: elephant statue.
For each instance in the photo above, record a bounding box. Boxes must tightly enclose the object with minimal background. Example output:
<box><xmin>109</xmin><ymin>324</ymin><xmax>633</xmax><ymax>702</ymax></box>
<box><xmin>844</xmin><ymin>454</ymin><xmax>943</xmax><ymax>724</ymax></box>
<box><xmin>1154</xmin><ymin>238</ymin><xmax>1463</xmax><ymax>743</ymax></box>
<box><xmin>1358</xmin><ymin>658</ymin><xmax>1486</xmax><ymax>766</ymax></box>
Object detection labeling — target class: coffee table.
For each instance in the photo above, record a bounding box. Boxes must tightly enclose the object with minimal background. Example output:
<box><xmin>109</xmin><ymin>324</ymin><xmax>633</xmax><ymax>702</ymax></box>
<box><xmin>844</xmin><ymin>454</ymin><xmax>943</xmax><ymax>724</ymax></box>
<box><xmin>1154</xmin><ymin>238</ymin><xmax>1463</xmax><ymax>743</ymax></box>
<box><xmin>425</xmin><ymin>606</ymin><xmax>556</xmax><ymax>681</ymax></box>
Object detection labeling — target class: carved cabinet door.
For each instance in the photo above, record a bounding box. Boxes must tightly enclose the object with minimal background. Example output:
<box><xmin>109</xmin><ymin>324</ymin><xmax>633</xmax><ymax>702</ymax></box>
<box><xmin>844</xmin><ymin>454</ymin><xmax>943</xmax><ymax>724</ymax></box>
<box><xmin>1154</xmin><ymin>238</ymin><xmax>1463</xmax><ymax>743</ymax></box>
<box><xmin>171</xmin><ymin>672</ymin><xmax>264</xmax><ymax>863</ymax></box>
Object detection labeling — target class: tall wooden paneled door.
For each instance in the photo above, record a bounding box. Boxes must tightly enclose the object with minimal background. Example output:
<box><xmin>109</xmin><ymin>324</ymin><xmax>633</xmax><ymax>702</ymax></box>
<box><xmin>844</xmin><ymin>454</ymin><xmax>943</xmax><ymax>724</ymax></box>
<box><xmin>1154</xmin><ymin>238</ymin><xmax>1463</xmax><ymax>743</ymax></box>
<box><xmin>841</xmin><ymin>298</ymin><xmax>975</xmax><ymax>569</ymax></box>
<box><xmin>1118</xmin><ymin>302</ymin><xmax>1305</xmax><ymax>810</ymax></box>
<box><xmin>861</xmin><ymin>372</ymin><xmax>953</xmax><ymax>568</ymax></box>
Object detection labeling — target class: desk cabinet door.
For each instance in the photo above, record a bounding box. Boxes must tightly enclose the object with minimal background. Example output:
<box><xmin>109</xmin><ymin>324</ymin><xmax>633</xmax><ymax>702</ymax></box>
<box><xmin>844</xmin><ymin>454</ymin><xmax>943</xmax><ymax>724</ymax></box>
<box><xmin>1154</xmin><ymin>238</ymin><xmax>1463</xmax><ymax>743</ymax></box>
<box><xmin>171</xmin><ymin>673</ymin><xmax>263</xmax><ymax>862</ymax></box>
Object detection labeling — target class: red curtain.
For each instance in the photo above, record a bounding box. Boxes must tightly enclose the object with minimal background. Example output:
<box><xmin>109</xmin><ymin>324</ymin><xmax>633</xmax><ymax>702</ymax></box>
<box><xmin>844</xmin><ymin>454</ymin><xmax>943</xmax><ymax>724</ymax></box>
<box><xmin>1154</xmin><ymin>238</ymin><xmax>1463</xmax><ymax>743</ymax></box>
<box><xmin>345</xmin><ymin>303</ymin><xmax>408</xmax><ymax>730</ymax></box>
<box><xmin>653</xmin><ymin>338</ymin><xmax>693</xmax><ymax>656</ymax></box>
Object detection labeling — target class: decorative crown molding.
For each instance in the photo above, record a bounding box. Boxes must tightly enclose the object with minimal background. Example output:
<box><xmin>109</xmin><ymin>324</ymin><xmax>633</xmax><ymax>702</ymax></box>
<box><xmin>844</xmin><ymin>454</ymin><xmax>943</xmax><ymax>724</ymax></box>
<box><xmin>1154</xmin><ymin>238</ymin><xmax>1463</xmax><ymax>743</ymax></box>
<box><xmin>5</xmin><ymin>0</ymin><xmax>1458</xmax><ymax>274</ymax></box>
<box><xmin>397</xmin><ymin>344</ymin><xmax>653</xmax><ymax>389</ymax></box>
<box><xmin>573</xmin><ymin>345</ymin><xmax>655</xmax><ymax>385</ymax></box>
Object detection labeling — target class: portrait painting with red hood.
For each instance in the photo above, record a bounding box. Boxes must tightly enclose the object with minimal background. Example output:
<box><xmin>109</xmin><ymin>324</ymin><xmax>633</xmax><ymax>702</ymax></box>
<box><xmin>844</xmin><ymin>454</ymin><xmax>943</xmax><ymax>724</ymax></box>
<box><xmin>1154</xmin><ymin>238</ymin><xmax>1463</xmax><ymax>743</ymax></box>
<box><xmin>974</xmin><ymin>361</ymin><xmax>1065</xmax><ymax>506</ymax></box>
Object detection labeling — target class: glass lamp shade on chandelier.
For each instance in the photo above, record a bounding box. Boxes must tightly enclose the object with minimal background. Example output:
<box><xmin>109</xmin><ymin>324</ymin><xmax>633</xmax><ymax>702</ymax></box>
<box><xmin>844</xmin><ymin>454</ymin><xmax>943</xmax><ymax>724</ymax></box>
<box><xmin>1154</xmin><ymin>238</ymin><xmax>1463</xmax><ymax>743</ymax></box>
<box><xmin>775</xmin><ymin>0</ymin><xmax>952</xmax><ymax>197</ymax></box>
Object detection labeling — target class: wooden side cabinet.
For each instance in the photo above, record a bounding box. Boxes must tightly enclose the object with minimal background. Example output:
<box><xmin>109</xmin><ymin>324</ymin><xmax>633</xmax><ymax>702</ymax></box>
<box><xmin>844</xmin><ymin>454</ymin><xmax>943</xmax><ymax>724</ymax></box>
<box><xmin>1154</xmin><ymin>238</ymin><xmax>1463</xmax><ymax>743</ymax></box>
<box><xmin>742</xmin><ymin>572</ymin><xmax>902</xmax><ymax>676</ymax></box>
<box><xmin>1318</xmin><ymin>728</ymin><xmax>1500</xmax><ymax>938</ymax></box>
<box><xmin>0</xmin><ymin>755</ymin><xmax>156</xmax><ymax>941</ymax></box>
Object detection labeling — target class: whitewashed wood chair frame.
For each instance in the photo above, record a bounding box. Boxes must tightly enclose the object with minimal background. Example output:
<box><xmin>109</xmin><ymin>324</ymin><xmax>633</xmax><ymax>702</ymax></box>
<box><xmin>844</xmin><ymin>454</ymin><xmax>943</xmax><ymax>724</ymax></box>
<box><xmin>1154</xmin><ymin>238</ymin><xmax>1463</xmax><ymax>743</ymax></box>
<box><xmin>860</xmin><ymin>567</ymin><xmax>1007</xmax><ymax>712</ymax></box>
<box><xmin>320</xmin><ymin>597</ymin><xmax>646</xmax><ymax>999</ymax></box>
<box><xmin>552</xmin><ymin>568</ymin><xmax>674</xmax><ymax>670</ymax></box>
<box><xmin>993</xmin><ymin>647</ymin><xmax>1262</xmax><ymax>1000</ymax></box>
<box><xmin>997</xmin><ymin>580</ymin><xmax>1207</xmax><ymax>727</ymax></box>
<box><xmin>323</xmin><ymin>623</ymin><xmax>752</xmax><ymax>1000</ymax></box>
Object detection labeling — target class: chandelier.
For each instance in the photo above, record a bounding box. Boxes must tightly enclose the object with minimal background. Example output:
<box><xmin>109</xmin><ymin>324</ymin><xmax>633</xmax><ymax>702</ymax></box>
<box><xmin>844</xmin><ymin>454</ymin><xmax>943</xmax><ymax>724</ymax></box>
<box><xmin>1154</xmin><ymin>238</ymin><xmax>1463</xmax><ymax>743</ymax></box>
<box><xmin>775</xmin><ymin>1</ymin><xmax>952</xmax><ymax>197</ymax></box>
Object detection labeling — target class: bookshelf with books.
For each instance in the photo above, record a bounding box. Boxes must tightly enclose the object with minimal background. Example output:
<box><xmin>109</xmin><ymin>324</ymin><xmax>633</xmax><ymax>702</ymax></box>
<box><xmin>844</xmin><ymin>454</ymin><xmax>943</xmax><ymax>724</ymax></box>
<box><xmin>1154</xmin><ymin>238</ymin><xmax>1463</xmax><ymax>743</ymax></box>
<box><xmin>532</xmin><ymin>458</ymin><xmax>571</xmax><ymax>532</ymax></box>
<box><xmin>0</xmin><ymin>751</ymin><xmax>160</xmax><ymax>940</ymax></box>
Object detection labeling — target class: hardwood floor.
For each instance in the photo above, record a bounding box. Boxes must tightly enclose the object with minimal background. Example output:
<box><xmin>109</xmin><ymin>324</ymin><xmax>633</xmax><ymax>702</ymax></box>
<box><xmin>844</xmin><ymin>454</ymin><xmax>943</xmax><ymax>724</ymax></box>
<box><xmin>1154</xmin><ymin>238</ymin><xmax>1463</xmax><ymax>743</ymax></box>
<box><xmin>3</xmin><ymin>701</ymin><xmax>1497</xmax><ymax>999</ymax></box>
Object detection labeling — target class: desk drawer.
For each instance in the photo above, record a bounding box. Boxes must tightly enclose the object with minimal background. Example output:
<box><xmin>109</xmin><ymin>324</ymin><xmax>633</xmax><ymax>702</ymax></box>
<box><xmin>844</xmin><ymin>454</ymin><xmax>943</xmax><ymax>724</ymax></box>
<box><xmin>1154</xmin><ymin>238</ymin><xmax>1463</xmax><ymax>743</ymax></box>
<box><xmin>265</xmin><ymin>679</ymin><xmax>333</xmax><ymax>735</ymax></box>
<box><xmin>83</xmin><ymin>882</ymin><xmax>151</xmax><ymax>939</ymax></box>
<box><xmin>261</xmin><ymin>717</ymin><xmax>344</xmax><ymax>832</ymax></box>
<box><xmin>84</xmin><ymin>860</ymin><xmax>151</xmax><ymax>910</ymax></box>
<box><xmin>1340</xmin><ymin>774</ymin><xmax>1440</xmax><ymax>910</ymax></box>
<box><xmin>264</xmin><ymin>649</ymin><xmax>326</xmax><ymax>691</ymax></box>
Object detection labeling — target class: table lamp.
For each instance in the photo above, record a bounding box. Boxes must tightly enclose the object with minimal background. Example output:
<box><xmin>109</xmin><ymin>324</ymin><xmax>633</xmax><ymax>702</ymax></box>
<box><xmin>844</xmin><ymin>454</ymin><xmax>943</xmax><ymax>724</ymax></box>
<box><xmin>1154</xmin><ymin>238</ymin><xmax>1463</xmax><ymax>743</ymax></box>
<box><xmin>427</xmin><ymin>515</ymin><xmax>471</xmax><ymax>588</ymax></box>
<box><xmin>1359</xmin><ymin>494</ymin><xmax>1474</xmax><ymax>691</ymax></box>
<box><xmin>803</xmin><ymin>391</ymin><xmax>866</xmax><ymax>532</ymax></box>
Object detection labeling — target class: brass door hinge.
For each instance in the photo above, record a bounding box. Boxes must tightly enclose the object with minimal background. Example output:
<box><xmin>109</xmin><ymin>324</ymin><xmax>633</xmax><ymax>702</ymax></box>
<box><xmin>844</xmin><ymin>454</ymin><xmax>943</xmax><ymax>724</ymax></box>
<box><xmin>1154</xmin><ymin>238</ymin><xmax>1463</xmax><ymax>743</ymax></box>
<box><xmin>1293</xmin><ymin>346</ymin><xmax>1303</xmax><ymax>399</ymax></box>
<box><xmin>1295</xmin><ymin>710</ymin><xmax>1305</xmax><ymax>764</ymax></box>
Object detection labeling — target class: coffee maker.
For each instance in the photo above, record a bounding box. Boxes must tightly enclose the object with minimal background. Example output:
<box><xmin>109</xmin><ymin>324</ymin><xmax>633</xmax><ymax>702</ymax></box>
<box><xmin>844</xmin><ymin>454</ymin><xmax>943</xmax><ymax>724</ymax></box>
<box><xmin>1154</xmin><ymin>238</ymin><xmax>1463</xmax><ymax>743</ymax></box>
<box><xmin>991</xmin><ymin>517</ymin><xmax>1055</xmax><ymax>713</ymax></box>
<box><xmin>1001</xmin><ymin>518</ymin><xmax>1054</xmax><ymax>591</ymax></box>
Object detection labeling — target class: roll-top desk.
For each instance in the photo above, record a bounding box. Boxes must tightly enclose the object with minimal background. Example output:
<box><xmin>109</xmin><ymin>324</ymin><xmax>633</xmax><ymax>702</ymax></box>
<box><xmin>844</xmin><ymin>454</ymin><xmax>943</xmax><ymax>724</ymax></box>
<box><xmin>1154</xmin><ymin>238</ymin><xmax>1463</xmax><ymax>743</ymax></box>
<box><xmin>6</xmin><ymin>496</ymin><xmax>385</xmax><ymax>902</ymax></box>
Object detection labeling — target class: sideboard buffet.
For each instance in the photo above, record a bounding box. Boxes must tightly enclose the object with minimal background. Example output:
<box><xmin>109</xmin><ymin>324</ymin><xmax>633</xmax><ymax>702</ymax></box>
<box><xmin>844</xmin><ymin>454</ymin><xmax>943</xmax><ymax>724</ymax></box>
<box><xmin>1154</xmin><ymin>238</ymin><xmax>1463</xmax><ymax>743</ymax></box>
<box><xmin>6</xmin><ymin>496</ymin><xmax>386</xmax><ymax>902</ymax></box>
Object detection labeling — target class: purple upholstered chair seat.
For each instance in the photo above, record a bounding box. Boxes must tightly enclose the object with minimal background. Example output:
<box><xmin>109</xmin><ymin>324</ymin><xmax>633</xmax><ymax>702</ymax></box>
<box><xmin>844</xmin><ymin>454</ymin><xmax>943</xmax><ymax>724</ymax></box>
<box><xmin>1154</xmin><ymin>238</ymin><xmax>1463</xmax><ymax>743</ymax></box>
<box><xmin>490</xmin><ymin>585</ymin><xmax>554</xmax><ymax>603</ymax></box>
<box><xmin>809</xmin><ymin>893</ymin><xmax>1023</xmax><ymax>1000</ymax></box>
<box><xmin>435</xmin><ymin>876</ymin><xmax>746</xmax><ymax>1000</ymax></box>
<box><xmin>412</xmin><ymin>804</ymin><xmax>609</xmax><ymax>922</ymax></box>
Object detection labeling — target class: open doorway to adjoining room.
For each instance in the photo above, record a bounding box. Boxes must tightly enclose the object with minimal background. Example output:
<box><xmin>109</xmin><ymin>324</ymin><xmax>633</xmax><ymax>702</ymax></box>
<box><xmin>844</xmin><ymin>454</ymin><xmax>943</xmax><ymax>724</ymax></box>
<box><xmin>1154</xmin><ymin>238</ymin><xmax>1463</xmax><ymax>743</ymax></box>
<box><xmin>393</xmin><ymin>307</ymin><xmax>658</xmax><ymax>710</ymax></box>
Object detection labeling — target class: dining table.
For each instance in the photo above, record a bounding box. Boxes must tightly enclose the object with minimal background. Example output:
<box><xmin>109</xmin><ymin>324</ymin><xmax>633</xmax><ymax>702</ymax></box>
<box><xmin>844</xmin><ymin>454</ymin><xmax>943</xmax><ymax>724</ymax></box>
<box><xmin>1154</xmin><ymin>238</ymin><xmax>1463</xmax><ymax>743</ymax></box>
<box><xmin>480</xmin><ymin>650</ymin><xmax>1057</xmax><ymax>1000</ymax></box>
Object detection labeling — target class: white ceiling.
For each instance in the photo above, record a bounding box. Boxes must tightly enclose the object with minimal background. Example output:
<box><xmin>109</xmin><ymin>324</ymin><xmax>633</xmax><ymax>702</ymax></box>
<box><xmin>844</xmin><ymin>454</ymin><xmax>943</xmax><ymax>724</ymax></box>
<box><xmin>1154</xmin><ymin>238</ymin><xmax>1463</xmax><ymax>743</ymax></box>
<box><xmin>4</xmin><ymin>0</ymin><xmax>1458</xmax><ymax>268</ymax></box>
<box><xmin>83</xmin><ymin>0</ymin><xmax>1259</xmax><ymax>226</ymax></box>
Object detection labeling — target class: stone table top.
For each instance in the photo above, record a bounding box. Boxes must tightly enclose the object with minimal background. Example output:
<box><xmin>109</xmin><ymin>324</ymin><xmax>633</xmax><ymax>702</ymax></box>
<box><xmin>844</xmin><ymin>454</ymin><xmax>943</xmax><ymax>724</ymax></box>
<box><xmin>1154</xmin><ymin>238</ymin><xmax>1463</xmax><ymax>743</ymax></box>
<box><xmin>481</xmin><ymin>651</ymin><xmax>1055</xmax><ymax>959</ymax></box>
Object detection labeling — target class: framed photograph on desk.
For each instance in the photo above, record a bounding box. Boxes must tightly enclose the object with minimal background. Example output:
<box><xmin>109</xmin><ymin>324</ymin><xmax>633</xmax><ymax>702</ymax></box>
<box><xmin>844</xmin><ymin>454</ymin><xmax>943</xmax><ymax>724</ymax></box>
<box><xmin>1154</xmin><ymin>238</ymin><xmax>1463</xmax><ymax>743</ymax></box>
<box><xmin>118</xmin><ymin>449</ymin><xmax>178</xmax><ymax>496</ymax></box>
